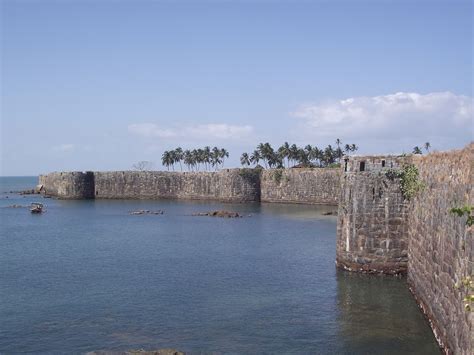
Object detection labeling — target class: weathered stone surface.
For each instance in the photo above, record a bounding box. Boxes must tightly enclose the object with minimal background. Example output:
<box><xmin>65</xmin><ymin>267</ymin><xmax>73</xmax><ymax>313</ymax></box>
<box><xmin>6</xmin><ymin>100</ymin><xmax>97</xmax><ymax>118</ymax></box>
<box><xmin>39</xmin><ymin>171</ymin><xmax>95</xmax><ymax>199</ymax></box>
<box><xmin>336</xmin><ymin>168</ymin><xmax>409</xmax><ymax>275</ymax></box>
<box><xmin>407</xmin><ymin>144</ymin><xmax>473</xmax><ymax>354</ymax></box>
<box><xmin>38</xmin><ymin>168</ymin><xmax>342</xmax><ymax>205</ymax></box>
<box><xmin>337</xmin><ymin>144</ymin><xmax>473</xmax><ymax>354</ymax></box>
<box><xmin>260</xmin><ymin>168</ymin><xmax>341</xmax><ymax>205</ymax></box>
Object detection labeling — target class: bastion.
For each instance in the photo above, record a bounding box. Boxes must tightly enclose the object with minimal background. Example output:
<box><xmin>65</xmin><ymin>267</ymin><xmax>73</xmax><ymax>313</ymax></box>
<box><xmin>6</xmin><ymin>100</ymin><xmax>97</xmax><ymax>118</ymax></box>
<box><xmin>336</xmin><ymin>144</ymin><xmax>473</xmax><ymax>354</ymax></box>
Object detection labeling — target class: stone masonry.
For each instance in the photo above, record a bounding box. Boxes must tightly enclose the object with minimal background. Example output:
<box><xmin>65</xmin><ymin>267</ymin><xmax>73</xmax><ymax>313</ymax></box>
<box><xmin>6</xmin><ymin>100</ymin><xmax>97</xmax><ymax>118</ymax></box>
<box><xmin>336</xmin><ymin>156</ymin><xmax>410</xmax><ymax>274</ymax></box>
<box><xmin>260</xmin><ymin>168</ymin><xmax>341</xmax><ymax>205</ymax></box>
<box><xmin>407</xmin><ymin>144</ymin><xmax>473</xmax><ymax>354</ymax></box>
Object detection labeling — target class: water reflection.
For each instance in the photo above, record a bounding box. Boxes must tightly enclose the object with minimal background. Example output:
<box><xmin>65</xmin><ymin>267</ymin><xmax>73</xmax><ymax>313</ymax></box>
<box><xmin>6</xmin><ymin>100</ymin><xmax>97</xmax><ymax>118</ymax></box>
<box><xmin>336</xmin><ymin>271</ymin><xmax>441</xmax><ymax>354</ymax></box>
<box><xmin>260</xmin><ymin>202</ymin><xmax>338</xmax><ymax>221</ymax></box>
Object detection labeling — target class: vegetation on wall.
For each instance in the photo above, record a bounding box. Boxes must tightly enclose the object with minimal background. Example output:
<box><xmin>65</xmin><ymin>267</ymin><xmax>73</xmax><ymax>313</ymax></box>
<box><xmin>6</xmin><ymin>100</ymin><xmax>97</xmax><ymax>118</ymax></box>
<box><xmin>271</xmin><ymin>169</ymin><xmax>284</xmax><ymax>184</ymax></box>
<box><xmin>385</xmin><ymin>164</ymin><xmax>425</xmax><ymax>200</ymax></box>
<box><xmin>450</xmin><ymin>206</ymin><xmax>474</xmax><ymax>227</ymax></box>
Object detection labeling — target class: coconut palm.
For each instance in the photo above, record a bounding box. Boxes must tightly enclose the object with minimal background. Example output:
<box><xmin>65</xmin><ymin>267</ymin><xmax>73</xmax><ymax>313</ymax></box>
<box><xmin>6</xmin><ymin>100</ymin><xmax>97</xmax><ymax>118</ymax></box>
<box><xmin>174</xmin><ymin>147</ymin><xmax>183</xmax><ymax>171</ymax></box>
<box><xmin>278</xmin><ymin>142</ymin><xmax>291</xmax><ymax>168</ymax></box>
<box><xmin>161</xmin><ymin>151</ymin><xmax>172</xmax><ymax>171</ymax></box>
<box><xmin>424</xmin><ymin>142</ymin><xmax>431</xmax><ymax>153</ymax></box>
<box><xmin>211</xmin><ymin>147</ymin><xmax>222</xmax><ymax>170</ymax></box>
<box><xmin>297</xmin><ymin>148</ymin><xmax>310</xmax><ymax>167</ymax></box>
<box><xmin>289</xmin><ymin>144</ymin><xmax>299</xmax><ymax>167</ymax></box>
<box><xmin>183</xmin><ymin>150</ymin><xmax>193</xmax><ymax>171</ymax></box>
<box><xmin>240</xmin><ymin>152</ymin><xmax>251</xmax><ymax>167</ymax></box>
<box><xmin>413</xmin><ymin>146</ymin><xmax>423</xmax><ymax>155</ymax></box>
<box><xmin>250</xmin><ymin>150</ymin><xmax>262</xmax><ymax>167</ymax></box>
<box><xmin>220</xmin><ymin>148</ymin><xmax>229</xmax><ymax>168</ymax></box>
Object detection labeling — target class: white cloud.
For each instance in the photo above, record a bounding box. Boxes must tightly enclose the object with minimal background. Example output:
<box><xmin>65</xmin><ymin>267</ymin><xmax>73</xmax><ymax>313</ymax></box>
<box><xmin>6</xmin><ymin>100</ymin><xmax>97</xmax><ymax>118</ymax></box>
<box><xmin>53</xmin><ymin>144</ymin><xmax>75</xmax><ymax>152</ymax></box>
<box><xmin>291</xmin><ymin>92</ymin><xmax>473</xmax><ymax>141</ymax></box>
<box><xmin>128</xmin><ymin>123</ymin><xmax>254</xmax><ymax>140</ymax></box>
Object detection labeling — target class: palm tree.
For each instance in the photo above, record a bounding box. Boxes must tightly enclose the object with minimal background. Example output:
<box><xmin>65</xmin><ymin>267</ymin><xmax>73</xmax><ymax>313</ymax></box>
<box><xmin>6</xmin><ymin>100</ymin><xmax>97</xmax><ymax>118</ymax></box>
<box><xmin>289</xmin><ymin>144</ymin><xmax>299</xmax><ymax>167</ymax></box>
<box><xmin>424</xmin><ymin>142</ymin><xmax>431</xmax><ymax>153</ymax></box>
<box><xmin>240</xmin><ymin>152</ymin><xmax>251</xmax><ymax>167</ymax></box>
<box><xmin>413</xmin><ymin>146</ymin><xmax>423</xmax><ymax>155</ymax></box>
<box><xmin>220</xmin><ymin>148</ymin><xmax>229</xmax><ymax>168</ymax></box>
<box><xmin>161</xmin><ymin>151</ymin><xmax>172</xmax><ymax>171</ymax></box>
<box><xmin>174</xmin><ymin>147</ymin><xmax>183</xmax><ymax>171</ymax></box>
<box><xmin>344</xmin><ymin>144</ymin><xmax>351</xmax><ymax>155</ymax></box>
<box><xmin>278</xmin><ymin>142</ymin><xmax>291</xmax><ymax>168</ymax></box>
<box><xmin>203</xmin><ymin>146</ymin><xmax>211</xmax><ymax>171</ymax></box>
<box><xmin>297</xmin><ymin>148</ymin><xmax>310</xmax><ymax>167</ymax></box>
<box><xmin>211</xmin><ymin>147</ymin><xmax>222</xmax><ymax>170</ymax></box>
<box><xmin>350</xmin><ymin>144</ymin><xmax>358</xmax><ymax>152</ymax></box>
<box><xmin>184</xmin><ymin>150</ymin><xmax>193</xmax><ymax>171</ymax></box>
<box><xmin>250</xmin><ymin>149</ymin><xmax>262</xmax><ymax>167</ymax></box>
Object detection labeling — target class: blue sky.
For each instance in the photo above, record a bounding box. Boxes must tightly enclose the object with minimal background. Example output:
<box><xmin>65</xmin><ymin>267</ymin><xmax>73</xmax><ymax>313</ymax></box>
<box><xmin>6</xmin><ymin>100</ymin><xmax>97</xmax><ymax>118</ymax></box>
<box><xmin>1</xmin><ymin>0</ymin><xmax>472</xmax><ymax>175</ymax></box>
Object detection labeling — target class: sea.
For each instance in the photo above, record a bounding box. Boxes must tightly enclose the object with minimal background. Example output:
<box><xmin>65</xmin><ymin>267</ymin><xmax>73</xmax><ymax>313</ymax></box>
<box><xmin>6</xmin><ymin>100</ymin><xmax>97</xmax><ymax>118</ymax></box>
<box><xmin>0</xmin><ymin>176</ymin><xmax>440</xmax><ymax>354</ymax></box>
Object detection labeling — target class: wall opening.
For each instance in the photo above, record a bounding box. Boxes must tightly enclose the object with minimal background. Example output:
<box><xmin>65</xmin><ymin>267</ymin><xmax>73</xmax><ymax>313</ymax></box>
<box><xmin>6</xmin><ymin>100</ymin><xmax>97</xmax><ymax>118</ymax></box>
<box><xmin>382</xmin><ymin>160</ymin><xmax>386</xmax><ymax>168</ymax></box>
<box><xmin>359</xmin><ymin>161</ymin><xmax>366</xmax><ymax>172</ymax></box>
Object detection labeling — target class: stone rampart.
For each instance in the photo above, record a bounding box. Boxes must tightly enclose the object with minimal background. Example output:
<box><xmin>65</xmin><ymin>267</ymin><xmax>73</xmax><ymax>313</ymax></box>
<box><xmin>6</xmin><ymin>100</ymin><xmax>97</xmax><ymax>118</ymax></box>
<box><xmin>93</xmin><ymin>169</ymin><xmax>260</xmax><ymax>202</ymax></box>
<box><xmin>336</xmin><ymin>144</ymin><xmax>473</xmax><ymax>353</ymax></box>
<box><xmin>39</xmin><ymin>171</ymin><xmax>95</xmax><ymax>199</ymax></box>
<box><xmin>260</xmin><ymin>168</ymin><xmax>341</xmax><ymax>205</ymax></box>
<box><xmin>39</xmin><ymin>168</ymin><xmax>343</xmax><ymax>204</ymax></box>
<box><xmin>407</xmin><ymin>144</ymin><xmax>473</xmax><ymax>354</ymax></box>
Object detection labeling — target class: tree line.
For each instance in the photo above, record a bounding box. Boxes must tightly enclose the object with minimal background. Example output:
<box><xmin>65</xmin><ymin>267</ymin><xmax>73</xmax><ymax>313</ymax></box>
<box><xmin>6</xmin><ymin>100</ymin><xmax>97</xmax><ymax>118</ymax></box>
<box><xmin>161</xmin><ymin>147</ymin><xmax>229</xmax><ymax>171</ymax></box>
<box><xmin>240</xmin><ymin>139</ymin><xmax>358</xmax><ymax>168</ymax></box>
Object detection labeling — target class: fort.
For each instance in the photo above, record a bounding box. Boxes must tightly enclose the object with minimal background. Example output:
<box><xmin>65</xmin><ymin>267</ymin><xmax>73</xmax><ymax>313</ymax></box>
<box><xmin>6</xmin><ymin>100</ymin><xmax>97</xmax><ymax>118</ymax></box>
<box><xmin>38</xmin><ymin>143</ymin><xmax>472</xmax><ymax>354</ymax></box>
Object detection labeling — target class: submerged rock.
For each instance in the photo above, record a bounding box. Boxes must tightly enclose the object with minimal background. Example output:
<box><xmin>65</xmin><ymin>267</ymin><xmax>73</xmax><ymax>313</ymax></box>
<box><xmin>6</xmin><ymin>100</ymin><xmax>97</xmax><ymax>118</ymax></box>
<box><xmin>19</xmin><ymin>189</ymin><xmax>40</xmax><ymax>195</ymax></box>
<box><xmin>192</xmin><ymin>210</ymin><xmax>243</xmax><ymax>218</ymax></box>
<box><xmin>87</xmin><ymin>349</ymin><xmax>185</xmax><ymax>355</ymax></box>
<box><xmin>129</xmin><ymin>209</ymin><xmax>164</xmax><ymax>215</ymax></box>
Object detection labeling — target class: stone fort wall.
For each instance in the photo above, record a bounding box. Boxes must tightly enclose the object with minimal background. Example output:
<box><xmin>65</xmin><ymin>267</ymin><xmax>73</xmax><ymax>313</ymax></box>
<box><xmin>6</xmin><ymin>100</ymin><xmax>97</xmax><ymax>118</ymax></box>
<box><xmin>39</xmin><ymin>171</ymin><xmax>95</xmax><ymax>199</ymax></box>
<box><xmin>39</xmin><ymin>168</ymin><xmax>342</xmax><ymax>204</ymax></box>
<box><xmin>336</xmin><ymin>144</ymin><xmax>473</xmax><ymax>354</ymax></box>
<box><xmin>336</xmin><ymin>155</ymin><xmax>410</xmax><ymax>274</ymax></box>
<box><xmin>407</xmin><ymin>145</ymin><xmax>473</xmax><ymax>354</ymax></box>
<box><xmin>93</xmin><ymin>170</ymin><xmax>261</xmax><ymax>202</ymax></box>
<box><xmin>260</xmin><ymin>168</ymin><xmax>341</xmax><ymax>205</ymax></box>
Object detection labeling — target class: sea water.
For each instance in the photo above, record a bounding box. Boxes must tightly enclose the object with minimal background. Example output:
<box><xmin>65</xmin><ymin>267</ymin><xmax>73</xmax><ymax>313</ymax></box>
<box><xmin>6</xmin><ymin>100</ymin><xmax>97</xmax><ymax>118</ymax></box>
<box><xmin>0</xmin><ymin>177</ymin><xmax>440</xmax><ymax>353</ymax></box>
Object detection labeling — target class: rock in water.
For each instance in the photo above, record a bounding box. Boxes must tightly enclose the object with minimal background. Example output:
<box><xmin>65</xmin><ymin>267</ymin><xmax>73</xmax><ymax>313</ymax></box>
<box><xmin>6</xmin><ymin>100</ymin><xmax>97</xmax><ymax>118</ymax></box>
<box><xmin>192</xmin><ymin>210</ymin><xmax>242</xmax><ymax>218</ymax></box>
<box><xmin>87</xmin><ymin>349</ymin><xmax>185</xmax><ymax>355</ymax></box>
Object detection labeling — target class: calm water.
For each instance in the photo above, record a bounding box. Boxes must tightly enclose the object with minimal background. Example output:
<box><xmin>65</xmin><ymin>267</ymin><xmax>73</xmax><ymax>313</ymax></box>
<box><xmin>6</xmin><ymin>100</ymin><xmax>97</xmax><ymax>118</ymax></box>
<box><xmin>0</xmin><ymin>177</ymin><xmax>439</xmax><ymax>354</ymax></box>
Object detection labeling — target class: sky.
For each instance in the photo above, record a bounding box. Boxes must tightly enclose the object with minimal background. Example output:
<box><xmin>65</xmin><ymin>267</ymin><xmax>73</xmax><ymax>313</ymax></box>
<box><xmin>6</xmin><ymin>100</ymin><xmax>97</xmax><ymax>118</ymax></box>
<box><xmin>1</xmin><ymin>0</ymin><xmax>472</xmax><ymax>176</ymax></box>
